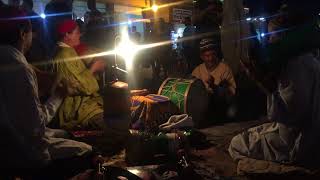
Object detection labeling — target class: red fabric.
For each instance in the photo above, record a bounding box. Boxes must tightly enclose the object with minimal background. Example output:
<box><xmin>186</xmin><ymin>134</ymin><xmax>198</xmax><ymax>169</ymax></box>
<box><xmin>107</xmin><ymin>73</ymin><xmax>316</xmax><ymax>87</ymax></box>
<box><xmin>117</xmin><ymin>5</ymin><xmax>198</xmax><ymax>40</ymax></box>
<box><xmin>74</xmin><ymin>43</ymin><xmax>89</xmax><ymax>56</ymax></box>
<box><xmin>57</xmin><ymin>19</ymin><xmax>77</xmax><ymax>35</ymax></box>
<box><xmin>0</xmin><ymin>6</ymin><xmax>28</xmax><ymax>33</ymax></box>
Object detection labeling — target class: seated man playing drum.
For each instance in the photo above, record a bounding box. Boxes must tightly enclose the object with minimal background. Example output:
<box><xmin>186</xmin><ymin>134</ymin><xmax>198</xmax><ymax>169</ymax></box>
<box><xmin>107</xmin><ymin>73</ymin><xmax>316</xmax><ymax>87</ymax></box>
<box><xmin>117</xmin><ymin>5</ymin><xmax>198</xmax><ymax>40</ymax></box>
<box><xmin>52</xmin><ymin>19</ymin><xmax>106</xmax><ymax>131</ymax></box>
<box><xmin>0</xmin><ymin>6</ymin><xmax>95</xmax><ymax>176</ymax></box>
<box><xmin>192</xmin><ymin>38</ymin><xmax>236</xmax><ymax>122</ymax></box>
<box><xmin>52</xmin><ymin>20</ymin><xmax>130</xmax><ymax>154</ymax></box>
<box><xmin>192</xmin><ymin>38</ymin><xmax>236</xmax><ymax>96</ymax></box>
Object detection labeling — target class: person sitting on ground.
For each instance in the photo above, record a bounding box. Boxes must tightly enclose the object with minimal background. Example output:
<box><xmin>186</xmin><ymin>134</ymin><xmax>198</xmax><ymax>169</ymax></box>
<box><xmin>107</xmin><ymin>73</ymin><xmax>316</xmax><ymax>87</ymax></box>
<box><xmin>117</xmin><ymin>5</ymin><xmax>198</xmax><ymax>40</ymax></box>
<box><xmin>51</xmin><ymin>19</ymin><xmax>106</xmax><ymax>131</ymax></box>
<box><xmin>192</xmin><ymin>38</ymin><xmax>236</xmax><ymax>123</ymax></box>
<box><xmin>192</xmin><ymin>38</ymin><xmax>236</xmax><ymax>96</ymax></box>
<box><xmin>0</xmin><ymin>6</ymin><xmax>94</xmax><ymax>176</ymax></box>
<box><xmin>229</xmin><ymin>2</ymin><xmax>320</xmax><ymax>168</ymax></box>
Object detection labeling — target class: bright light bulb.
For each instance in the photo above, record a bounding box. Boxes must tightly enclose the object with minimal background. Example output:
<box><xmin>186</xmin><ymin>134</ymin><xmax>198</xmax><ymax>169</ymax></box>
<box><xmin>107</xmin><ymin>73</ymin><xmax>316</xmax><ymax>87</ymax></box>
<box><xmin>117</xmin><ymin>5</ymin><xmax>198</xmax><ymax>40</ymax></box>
<box><xmin>261</xmin><ymin>33</ymin><xmax>265</xmax><ymax>37</ymax></box>
<box><xmin>115</xmin><ymin>30</ymin><xmax>140</xmax><ymax>71</ymax></box>
<box><xmin>40</xmin><ymin>13</ymin><xmax>46</xmax><ymax>19</ymax></box>
<box><xmin>246</xmin><ymin>17</ymin><xmax>251</xmax><ymax>21</ymax></box>
<box><xmin>152</xmin><ymin>4</ymin><xmax>159</xmax><ymax>12</ymax></box>
<box><xmin>259</xmin><ymin>17</ymin><xmax>265</xmax><ymax>21</ymax></box>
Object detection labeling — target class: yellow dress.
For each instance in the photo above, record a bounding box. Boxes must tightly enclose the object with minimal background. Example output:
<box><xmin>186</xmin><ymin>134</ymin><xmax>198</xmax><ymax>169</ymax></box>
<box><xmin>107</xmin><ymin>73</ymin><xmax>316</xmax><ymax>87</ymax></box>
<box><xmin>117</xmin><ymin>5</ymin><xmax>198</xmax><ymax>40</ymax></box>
<box><xmin>53</xmin><ymin>42</ymin><xmax>103</xmax><ymax>130</ymax></box>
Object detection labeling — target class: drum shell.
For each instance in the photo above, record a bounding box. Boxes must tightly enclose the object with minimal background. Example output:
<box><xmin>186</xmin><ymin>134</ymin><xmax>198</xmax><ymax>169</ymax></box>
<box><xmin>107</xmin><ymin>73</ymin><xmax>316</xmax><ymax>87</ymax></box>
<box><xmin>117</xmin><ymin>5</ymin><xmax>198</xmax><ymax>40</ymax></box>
<box><xmin>103</xmin><ymin>85</ymin><xmax>131</xmax><ymax>116</ymax></box>
<box><xmin>131</xmin><ymin>94</ymin><xmax>180</xmax><ymax>132</ymax></box>
<box><xmin>158</xmin><ymin>78</ymin><xmax>208</xmax><ymax>126</ymax></box>
<box><xmin>103</xmin><ymin>84</ymin><xmax>131</xmax><ymax>131</ymax></box>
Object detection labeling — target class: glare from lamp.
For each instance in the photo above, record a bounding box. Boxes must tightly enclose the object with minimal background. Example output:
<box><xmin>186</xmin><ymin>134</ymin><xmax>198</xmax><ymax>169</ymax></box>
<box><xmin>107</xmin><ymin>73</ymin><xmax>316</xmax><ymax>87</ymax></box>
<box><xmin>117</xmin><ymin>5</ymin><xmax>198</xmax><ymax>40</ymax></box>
<box><xmin>259</xmin><ymin>17</ymin><xmax>265</xmax><ymax>21</ymax></box>
<box><xmin>115</xmin><ymin>30</ymin><xmax>140</xmax><ymax>71</ymax></box>
<box><xmin>127</xmin><ymin>169</ymin><xmax>140</xmax><ymax>175</ymax></box>
<box><xmin>40</xmin><ymin>13</ymin><xmax>46</xmax><ymax>19</ymax></box>
<box><xmin>152</xmin><ymin>4</ymin><xmax>159</xmax><ymax>12</ymax></box>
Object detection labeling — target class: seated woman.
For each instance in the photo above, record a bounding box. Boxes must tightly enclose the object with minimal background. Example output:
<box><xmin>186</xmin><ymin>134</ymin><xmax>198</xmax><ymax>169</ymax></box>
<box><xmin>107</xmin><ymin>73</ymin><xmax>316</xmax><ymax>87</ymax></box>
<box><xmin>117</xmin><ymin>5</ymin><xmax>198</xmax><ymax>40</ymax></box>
<box><xmin>192</xmin><ymin>38</ymin><xmax>236</xmax><ymax>123</ymax></box>
<box><xmin>52</xmin><ymin>19</ymin><xmax>105</xmax><ymax>130</ymax></box>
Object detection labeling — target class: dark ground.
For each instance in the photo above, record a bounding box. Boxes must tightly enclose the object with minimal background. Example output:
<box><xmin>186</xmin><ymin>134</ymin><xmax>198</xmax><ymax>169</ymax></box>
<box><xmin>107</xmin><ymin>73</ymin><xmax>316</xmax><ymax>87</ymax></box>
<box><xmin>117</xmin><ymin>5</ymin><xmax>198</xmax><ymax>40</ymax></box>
<box><xmin>86</xmin><ymin>120</ymin><xmax>318</xmax><ymax>180</ymax></box>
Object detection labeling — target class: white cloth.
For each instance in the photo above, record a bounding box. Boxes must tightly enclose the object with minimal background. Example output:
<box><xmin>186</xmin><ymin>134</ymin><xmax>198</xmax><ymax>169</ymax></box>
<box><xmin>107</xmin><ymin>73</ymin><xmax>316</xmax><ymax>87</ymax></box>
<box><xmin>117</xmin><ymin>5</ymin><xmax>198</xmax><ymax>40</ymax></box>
<box><xmin>0</xmin><ymin>45</ymin><xmax>92</xmax><ymax>168</ymax></box>
<box><xmin>229</xmin><ymin>53</ymin><xmax>320</xmax><ymax>165</ymax></box>
<box><xmin>159</xmin><ymin>114</ymin><xmax>194</xmax><ymax>131</ymax></box>
<box><xmin>192</xmin><ymin>62</ymin><xmax>236</xmax><ymax>95</ymax></box>
<box><xmin>42</xmin><ymin>95</ymin><xmax>62</xmax><ymax>124</ymax></box>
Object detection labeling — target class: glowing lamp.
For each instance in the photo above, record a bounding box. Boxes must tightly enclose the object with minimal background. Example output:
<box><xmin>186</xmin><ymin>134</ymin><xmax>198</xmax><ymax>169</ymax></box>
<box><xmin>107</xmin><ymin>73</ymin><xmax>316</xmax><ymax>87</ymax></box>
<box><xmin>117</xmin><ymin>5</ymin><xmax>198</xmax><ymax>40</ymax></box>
<box><xmin>40</xmin><ymin>13</ymin><xmax>46</xmax><ymax>19</ymax></box>
<box><xmin>152</xmin><ymin>4</ymin><xmax>159</xmax><ymax>12</ymax></box>
<box><xmin>115</xmin><ymin>30</ymin><xmax>141</xmax><ymax>71</ymax></box>
<box><xmin>259</xmin><ymin>17</ymin><xmax>265</xmax><ymax>21</ymax></box>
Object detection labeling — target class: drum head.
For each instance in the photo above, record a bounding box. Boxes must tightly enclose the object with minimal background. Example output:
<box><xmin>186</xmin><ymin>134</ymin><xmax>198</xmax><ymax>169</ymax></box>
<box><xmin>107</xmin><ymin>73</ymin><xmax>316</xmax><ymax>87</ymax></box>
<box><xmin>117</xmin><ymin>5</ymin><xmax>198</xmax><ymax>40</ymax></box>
<box><xmin>158</xmin><ymin>78</ymin><xmax>193</xmax><ymax>112</ymax></box>
<box><xmin>186</xmin><ymin>79</ymin><xmax>208</xmax><ymax>126</ymax></box>
<box><xmin>158</xmin><ymin>78</ymin><xmax>208</xmax><ymax>127</ymax></box>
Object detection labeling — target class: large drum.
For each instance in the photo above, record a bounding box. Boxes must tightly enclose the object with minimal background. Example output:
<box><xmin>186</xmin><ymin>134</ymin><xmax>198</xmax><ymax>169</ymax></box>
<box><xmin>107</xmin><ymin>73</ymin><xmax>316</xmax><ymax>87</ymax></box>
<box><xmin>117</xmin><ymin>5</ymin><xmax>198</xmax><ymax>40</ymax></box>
<box><xmin>103</xmin><ymin>81</ymin><xmax>131</xmax><ymax>132</ymax></box>
<box><xmin>130</xmin><ymin>94</ymin><xmax>180</xmax><ymax>132</ymax></box>
<box><xmin>158</xmin><ymin>78</ymin><xmax>208</xmax><ymax>126</ymax></box>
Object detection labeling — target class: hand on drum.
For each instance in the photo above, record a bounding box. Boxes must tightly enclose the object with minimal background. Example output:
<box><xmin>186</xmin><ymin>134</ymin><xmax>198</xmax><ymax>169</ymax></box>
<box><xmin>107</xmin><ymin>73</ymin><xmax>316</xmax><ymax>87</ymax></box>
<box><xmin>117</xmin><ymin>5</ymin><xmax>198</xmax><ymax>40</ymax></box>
<box><xmin>206</xmin><ymin>75</ymin><xmax>216</xmax><ymax>89</ymax></box>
